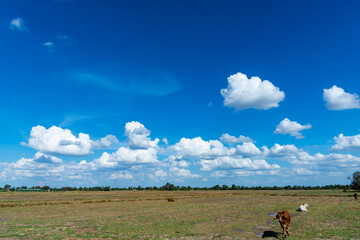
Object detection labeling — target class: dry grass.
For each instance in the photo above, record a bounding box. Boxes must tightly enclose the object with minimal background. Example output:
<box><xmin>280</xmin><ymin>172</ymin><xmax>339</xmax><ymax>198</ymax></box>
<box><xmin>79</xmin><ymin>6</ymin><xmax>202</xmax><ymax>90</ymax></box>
<box><xmin>0</xmin><ymin>190</ymin><xmax>358</xmax><ymax>239</ymax></box>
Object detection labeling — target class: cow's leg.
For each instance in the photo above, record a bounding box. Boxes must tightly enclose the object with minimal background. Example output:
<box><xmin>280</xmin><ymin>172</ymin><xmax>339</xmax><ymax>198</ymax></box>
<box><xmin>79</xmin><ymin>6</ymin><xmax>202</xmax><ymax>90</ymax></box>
<box><xmin>282</xmin><ymin>225</ymin><xmax>287</xmax><ymax>239</ymax></box>
<box><xmin>286</xmin><ymin>224</ymin><xmax>290</xmax><ymax>236</ymax></box>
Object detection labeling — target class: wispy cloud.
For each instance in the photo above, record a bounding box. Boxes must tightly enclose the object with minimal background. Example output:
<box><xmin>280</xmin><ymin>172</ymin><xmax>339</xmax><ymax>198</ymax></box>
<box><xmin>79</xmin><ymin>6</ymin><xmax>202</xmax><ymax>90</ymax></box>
<box><xmin>73</xmin><ymin>71</ymin><xmax>182</xmax><ymax>96</ymax></box>
<box><xmin>59</xmin><ymin>115</ymin><xmax>91</xmax><ymax>127</ymax></box>
<box><xmin>74</xmin><ymin>73</ymin><xmax>119</xmax><ymax>91</ymax></box>
<box><xmin>56</xmin><ymin>34</ymin><xmax>68</xmax><ymax>40</ymax></box>
<box><xmin>42</xmin><ymin>42</ymin><xmax>56</xmax><ymax>52</ymax></box>
<box><xmin>10</xmin><ymin>18</ymin><xmax>28</xmax><ymax>32</ymax></box>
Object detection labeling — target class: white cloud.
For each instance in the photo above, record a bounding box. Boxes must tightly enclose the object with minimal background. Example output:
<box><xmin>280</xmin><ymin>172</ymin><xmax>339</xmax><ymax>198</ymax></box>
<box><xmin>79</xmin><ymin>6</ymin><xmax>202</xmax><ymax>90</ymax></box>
<box><xmin>11</xmin><ymin>152</ymin><xmax>62</xmax><ymax>169</ymax></box>
<box><xmin>171</xmin><ymin>137</ymin><xmax>235</xmax><ymax>159</ymax></box>
<box><xmin>125</xmin><ymin>121</ymin><xmax>159</xmax><ymax>149</ymax></box>
<box><xmin>12</xmin><ymin>120</ymin><xmax>360</xmax><ymax>185</ymax></box>
<box><xmin>211</xmin><ymin>171</ymin><xmax>228</xmax><ymax>178</ymax></box>
<box><xmin>314</xmin><ymin>153</ymin><xmax>360</xmax><ymax>169</ymax></box>
<box><xmin>220</xmin><ymin>133</ymin><xmax>254</xmax><ymax>144</ymax></box>
<box><xmin>0</xmin><ymin>152</ymin><xmax>69</xmax><ymax>180</ymax></box>
<box><xmin>236</xmin><ymin>142</ymin><xmax>262</xmax><ymax>157</ymax></box>
<box><xmin>162</xmin><ymin>138</ymin><xmax>169</xmax><ymax>145</ymax></box>
<box><xmin>109</xmin><ymin>171</ymin><xmax>133</xmax><ymax>180</ymax></box>
<box><xmin>93</xmin><ymin>147</ymin><xmax>159</xmax><ymax>169</ymax></box>
<box><xmin>169</xmin><ymin>167</ymin><xmax>201</xmax><ymax>178</ymax></box>
<box><xmin>42</xmin><ymin>42</ymin><xmax>56</xmax><ymax>52</ymax></box>
<box><xmin>291</xmin><ymin>168</ymin><xmax>319</xmax><ymax>176</ymax></box>
<box><xmin>164</xmin><ymin>156</ymin><xmax>190</xmax><ymax>168</ymax></box>
<box><xmin>10</xmin><ymin>18</ymin><xmax>28</xmax><ymax>31</ymax></box>
<box><xmin>263</xmin><ymin>143</ymin><xmax>315</xmax><ymax>165</ymax></box>
<box><xmin>23</xmin><ymin>126</ymin><xmax>93</xmax><ymax>156</ymax></box>
<box><xmin>264</xmin><ymin>143</ymin><xmax>300</xmax><ymax>157</ymax></box>
<box><xmin>92</xmin><ymin>135</ymin><xmax>119</xmax><ymax>148</ymax></box>
<box><xmin>154</xmin><ymin>169</ymin><xmax>168</xmax><ymax>178</ymax></box>
<box><xmin>220</xmin><ymin>72</ymin><xmax>285</xmax><ymax>111</ymax></box>
<box><xmin>263</xmin><ymin>143</ymin><xmax>360</xmax><ymax>172</ymax></box>
<box><xmin>23</xmin><ymin>125</ymin><xmax>117</xmax><ymax>156</ymax></box>
<box><xmin>274</xmin><ymin>118</ymin><xmax>312</xmax><ymax>139</ymax></box>
<box><xmin>331</xmin><ymin>133</ymin><xmax>360</xmax><ymax>151</ymax></box>
<box><xmin>199</xmin><ymin>156</ymin><xmax>280</xmax><ymax>171</ymax></box>
<box><xmin>232</xmin><ymin>169</ymin><xmax>280</xmax><ymax>176</ymax></box>
<box><xmin>323</xmin><ymin>85</ymin><xmax>360</xmax><ymax>110</ymax></box>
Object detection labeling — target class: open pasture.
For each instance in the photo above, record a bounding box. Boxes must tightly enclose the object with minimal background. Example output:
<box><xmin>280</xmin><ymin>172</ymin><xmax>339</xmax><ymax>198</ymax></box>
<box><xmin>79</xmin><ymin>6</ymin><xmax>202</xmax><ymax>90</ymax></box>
<box><xmin>0</xmin><ymin>190</ymin><xmax>358</xmax><ymax>239</ymax></box>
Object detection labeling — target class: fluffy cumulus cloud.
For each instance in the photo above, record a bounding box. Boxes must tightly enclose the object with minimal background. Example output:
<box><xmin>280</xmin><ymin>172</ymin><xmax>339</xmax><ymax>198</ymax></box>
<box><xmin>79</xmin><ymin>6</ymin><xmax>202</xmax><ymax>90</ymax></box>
<box><xmin>154</xmin><ymin>169</ymin><xmax>168</xmax><ymax>178</ymax></box>
<box><xmin>236</xmin><ymin>142</ymin><xmax>262</xmax><ymax>157</ymax></box>
<box><xmin>92</xmin><ymin>147</ymin><xmax>159</xmax><ymax>169</ymax></box>
<box><xmin>220</xmin><ymin>72</ymin><xmax>285</xmax><ymax>111</ymax></box>
<box><xmin>169</xmin><ymin>167</ymin><xmax>201</xmax><ymax>178</ymax></box>
<box><xmin>9</xmin><ymin>17</ymin><xmax>28</xmax><ymax>31</ymax></box>
<box><xmin>170</xmin><ymin>137</ymin><xmax>235</xmax><ymax>159</ymax></box>
<box><xmin>262</xmin><ymin>143</ymin><xmax>360</xmax><ymax>171</ymax></box>
<box><xmin>0</xmin><ymin>152</ymin><xmax>68</xmax><ymax>180</ymax></box>
<box><xmin>164</xmin><ymin>156</ymin><xmax>190</xmax><ymax>168</ymax></box>
<box><xmin>331</xmin><ymin>133</ymin><xmax>360</xmax><ymax>151</ymax></box>
<box><xmin>125</xmin><ymin>121</ymin><xmax>159</xmax><ymax>149</ymax></box>
<box><xmin>91</xmin><ymin>121</ymin><xmax>161</xmax><ymax>169</ymax></box>
<box><xmin>92</xmin><ymin>135</ymin><xmax>119</xmax><ymax>148</ymax></box>
<box><xmin>7</xmin><ymin>120</ymin><xmax>360</xmax><ymax>184</ymax></box>
<box><xmin>23</xmin><ymin>125</ymin><xmax>118</xmax><ymax>156</ymax></box>
<box><xmin>314</xmin><ymin>153</ymin><xmax>360</xmax><ymax>170</ymax></box>
<box><xmin>199</xmin><ymin>156</ymin><xmax>280</xmax><ymax>171</ymax></box>
<box><xmin>263</xmin><ymin>143</ymin><xmax>300</xmax><ymax>157</ymax></box>
<box><xmin>220</xmin><ymin>133</ymin><xmax>254</xmax><ymax>144</ymax></box>
<box><xmin>274</xmin><ymin>118</ymin><xmax>312</xmax><ymax>139</ymax></box>
<box><xmin>323</xmin><ymin>85</ymin><xmax>360</xmax><ymax>110</ymax></box>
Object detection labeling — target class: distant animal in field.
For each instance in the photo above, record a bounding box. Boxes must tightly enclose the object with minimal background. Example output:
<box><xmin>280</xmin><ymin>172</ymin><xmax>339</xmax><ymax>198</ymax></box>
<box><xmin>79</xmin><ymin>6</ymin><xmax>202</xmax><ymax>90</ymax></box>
<box><xmin>297</xmin><ymin>203</ymin><xmax>309</xmax><ymax>212</ymax></box>
<box><xmin>167</xmin><ymin>198</ymin><xmax>175</xmax><ymax>202</ymax></box>
<box><xmin>354</xmin><ymin>193</ymin><xmax>358</xmax><ymax>200</ymax></box>
<box><xmin>275</xmin><ymin>211</ymin><xmax>291</xmax><ymax>240</ymax></box>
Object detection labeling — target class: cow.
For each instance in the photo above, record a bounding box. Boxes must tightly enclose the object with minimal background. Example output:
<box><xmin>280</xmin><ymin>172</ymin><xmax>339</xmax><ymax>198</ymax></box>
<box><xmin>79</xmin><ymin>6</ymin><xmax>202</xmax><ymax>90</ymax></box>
<box><xmin>275</xmin><ymin>211</ymin><xmax>291</xmax><ymax>240</ymax></box>
<box><xmin>297</xmin><ymin>203</ymin><xmax>309</xmax><ymax>212</ymax></box>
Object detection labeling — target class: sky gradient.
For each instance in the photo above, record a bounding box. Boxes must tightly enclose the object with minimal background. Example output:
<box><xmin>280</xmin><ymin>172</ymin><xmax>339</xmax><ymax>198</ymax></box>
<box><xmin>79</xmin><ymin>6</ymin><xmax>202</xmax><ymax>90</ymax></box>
<box><xmin>1</xmin><ymin>0</ymin><xmax>360</xmax><ymax>187</ymax></box>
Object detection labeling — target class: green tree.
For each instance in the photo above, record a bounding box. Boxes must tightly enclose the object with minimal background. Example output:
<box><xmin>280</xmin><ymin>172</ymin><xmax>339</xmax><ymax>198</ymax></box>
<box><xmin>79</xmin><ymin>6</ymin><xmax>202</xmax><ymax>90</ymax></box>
<box><xmin>349</xmin><ymin>171</ymin><xmax>360</xmax><ymax>190</ymax></box>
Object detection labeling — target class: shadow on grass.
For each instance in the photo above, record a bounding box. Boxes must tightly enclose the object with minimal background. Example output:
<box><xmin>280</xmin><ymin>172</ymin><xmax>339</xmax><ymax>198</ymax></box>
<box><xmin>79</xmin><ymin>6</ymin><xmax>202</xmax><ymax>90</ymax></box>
<box><xmin>261</xmin><ymin>230</ymin><xmax>280</xmax><ymax>239</ymax></box>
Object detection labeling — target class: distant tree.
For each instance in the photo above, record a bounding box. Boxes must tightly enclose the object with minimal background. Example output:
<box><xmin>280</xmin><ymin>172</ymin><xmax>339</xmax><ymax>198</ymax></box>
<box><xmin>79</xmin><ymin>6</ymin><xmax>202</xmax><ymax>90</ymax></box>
<box><xmin>162</xmin><ymin>183</ymin><xmax>176</xmax><ymax>191</ymax></box>
<box><xmin>104</xmin><ymin>186</ymin><xmax>111</xmax><ymax>191</ymax></box>
<box><xmin>349</xmin><ymin>171</ymin><xmax>360</xmax><ymax>190</ymax></box>
<box><xmin>212</xmin><ymin>185</ymin><xmax>220</xmax><ymax>190</ymax></box>
<box><xmin>4</xmin><ymin>184</ymin><xmax>11</xmax><ymax>190</ymax></box>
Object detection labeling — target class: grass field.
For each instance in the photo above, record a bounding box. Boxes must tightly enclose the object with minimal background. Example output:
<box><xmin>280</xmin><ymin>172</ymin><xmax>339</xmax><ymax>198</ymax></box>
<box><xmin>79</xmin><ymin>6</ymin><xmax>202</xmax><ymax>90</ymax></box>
<box><xmin>0</xmin><ymin>190</ymin><xmax>358</xmax><ymax>239</ymax></box>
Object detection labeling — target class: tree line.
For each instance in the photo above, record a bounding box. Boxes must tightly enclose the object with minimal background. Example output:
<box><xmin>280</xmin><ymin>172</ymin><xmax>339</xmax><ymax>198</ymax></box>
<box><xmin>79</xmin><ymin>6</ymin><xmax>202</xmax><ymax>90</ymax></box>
<box><xmin>0</xmin><ymin>183</ymin><xmax>353</xmax><ymax>192</ymax></box>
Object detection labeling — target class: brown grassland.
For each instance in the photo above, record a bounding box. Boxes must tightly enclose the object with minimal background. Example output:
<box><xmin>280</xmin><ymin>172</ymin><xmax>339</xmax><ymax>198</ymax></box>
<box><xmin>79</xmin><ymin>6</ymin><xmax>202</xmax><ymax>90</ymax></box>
<box><xmin>0</xmin><ymin>190</ymin><xmax>359</xmax><ymax>239</ymax></box>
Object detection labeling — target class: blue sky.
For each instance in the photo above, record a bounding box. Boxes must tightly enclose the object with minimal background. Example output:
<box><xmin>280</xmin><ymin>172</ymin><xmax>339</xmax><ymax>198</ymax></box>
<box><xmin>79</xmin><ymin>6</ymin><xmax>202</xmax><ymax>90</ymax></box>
<box><xmin>1</xmin><ymin>0</ymin><xmax>360</xmax><ymax>187</ymax></box>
